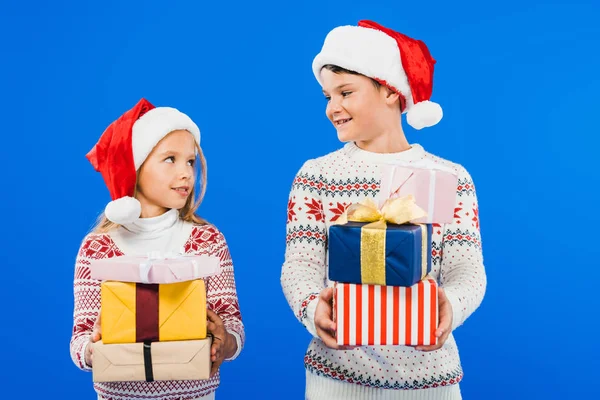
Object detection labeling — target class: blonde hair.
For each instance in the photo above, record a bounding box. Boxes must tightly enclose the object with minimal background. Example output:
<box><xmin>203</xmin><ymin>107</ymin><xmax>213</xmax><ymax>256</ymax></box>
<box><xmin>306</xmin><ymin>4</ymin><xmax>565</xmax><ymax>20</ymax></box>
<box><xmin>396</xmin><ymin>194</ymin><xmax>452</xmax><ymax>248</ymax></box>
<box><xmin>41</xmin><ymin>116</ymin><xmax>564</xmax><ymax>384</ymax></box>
<box><xmin>91</xmin><ymin>141</ymin><xmax>208</xmax><ymax>234</ymax></box>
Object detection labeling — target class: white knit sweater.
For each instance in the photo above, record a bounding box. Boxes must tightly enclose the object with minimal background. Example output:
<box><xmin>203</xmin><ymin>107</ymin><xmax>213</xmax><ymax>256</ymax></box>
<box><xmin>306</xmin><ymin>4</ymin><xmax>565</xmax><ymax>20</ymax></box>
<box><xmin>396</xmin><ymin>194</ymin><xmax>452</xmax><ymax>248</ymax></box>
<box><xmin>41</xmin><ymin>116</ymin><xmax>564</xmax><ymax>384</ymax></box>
<box><xmin>281</xmin><ymin>142</ymin><xmax>486</xmax><ymax>399</ymax></box>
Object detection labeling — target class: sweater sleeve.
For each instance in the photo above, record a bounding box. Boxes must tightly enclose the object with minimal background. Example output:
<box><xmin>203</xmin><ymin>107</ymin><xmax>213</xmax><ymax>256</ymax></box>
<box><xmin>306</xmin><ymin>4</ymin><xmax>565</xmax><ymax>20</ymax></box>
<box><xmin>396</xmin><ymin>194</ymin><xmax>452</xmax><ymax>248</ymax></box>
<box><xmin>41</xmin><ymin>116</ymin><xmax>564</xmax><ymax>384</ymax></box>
<box><xmin>204</xmin><ymin>229</ymin><xmax>245</xmax><ymax>361</ymax></box>
<box><xmin>439</xmin><ymin>166</ymin><xmax>487</xmax><ymax>331</ymax></box>
<box><xmin>281</xmin><ymin>160</ymin><xmax>328</xmax><ymax>338</ymax></box>
<box><xmin>69</xmin><ymin>235</ymin><xmax>102</xmax><ymax>372</ymax></box>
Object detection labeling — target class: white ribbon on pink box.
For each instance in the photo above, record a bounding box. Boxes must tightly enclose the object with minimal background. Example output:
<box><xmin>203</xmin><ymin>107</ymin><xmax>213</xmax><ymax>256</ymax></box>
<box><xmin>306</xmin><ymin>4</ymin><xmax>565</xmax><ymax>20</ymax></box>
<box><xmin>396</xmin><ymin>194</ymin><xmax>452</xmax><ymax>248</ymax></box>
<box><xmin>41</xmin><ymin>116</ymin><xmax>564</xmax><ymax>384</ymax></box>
<box><xmin>378</xmin><ymin>164</ymin><xmax>458</xmax><ymax>224</ymax></box>
<box><xmin>89</xmin><ymin>251</ymin><xmax>222</xmax><ymax>284</ymax></box>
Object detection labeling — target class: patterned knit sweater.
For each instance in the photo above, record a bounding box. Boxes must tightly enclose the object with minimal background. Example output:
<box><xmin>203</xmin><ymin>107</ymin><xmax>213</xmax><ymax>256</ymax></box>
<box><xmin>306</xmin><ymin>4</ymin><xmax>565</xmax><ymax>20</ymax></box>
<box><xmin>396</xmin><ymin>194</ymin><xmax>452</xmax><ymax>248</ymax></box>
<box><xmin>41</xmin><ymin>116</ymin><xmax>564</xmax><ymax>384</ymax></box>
<box><xmin>70</xmin><ymin>212</ymin><xmax>245</xmax><ymax>400</ymax></box>
<box><xmin>281</xmin><ymin>142</ymin><xmax>486</xmax><ymax>393</ymax></box>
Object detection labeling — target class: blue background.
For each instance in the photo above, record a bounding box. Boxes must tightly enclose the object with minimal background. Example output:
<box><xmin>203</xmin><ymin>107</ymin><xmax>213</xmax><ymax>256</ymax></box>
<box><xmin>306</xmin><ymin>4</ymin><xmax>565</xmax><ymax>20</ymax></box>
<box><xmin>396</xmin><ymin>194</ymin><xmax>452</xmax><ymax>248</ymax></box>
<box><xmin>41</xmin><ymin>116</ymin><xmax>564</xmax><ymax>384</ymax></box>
<box><xmin>1</xmin><ymin>0</ymin><xmax>598</xmax><ymax>398</ymax></box>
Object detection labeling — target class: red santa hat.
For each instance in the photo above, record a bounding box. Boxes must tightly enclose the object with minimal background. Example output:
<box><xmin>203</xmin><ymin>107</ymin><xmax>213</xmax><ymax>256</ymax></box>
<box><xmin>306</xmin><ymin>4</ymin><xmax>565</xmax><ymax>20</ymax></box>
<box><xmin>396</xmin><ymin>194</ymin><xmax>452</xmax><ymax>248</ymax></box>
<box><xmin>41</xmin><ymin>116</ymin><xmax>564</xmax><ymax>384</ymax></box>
<box><xmin>86</xmin><ymin>98</ymin><xmax>201</xmax><ymax>225</ymax></box>
<box><xmin>312</xmin><ymin>20</ymin><xmax>442</xmax><ymax>130</ymax></box>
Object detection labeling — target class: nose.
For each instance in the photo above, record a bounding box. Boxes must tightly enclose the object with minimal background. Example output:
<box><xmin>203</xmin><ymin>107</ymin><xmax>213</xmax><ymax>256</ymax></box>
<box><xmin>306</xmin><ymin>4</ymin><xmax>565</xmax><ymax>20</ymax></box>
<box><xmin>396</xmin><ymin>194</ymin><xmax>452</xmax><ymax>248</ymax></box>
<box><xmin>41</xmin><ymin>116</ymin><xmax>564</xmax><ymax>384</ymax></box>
<box><xmin>327</xmin><ymin>97</ymin><xmax>343</xmax><ymax>116</ymax></box>
<box><xmin>178</xmin><ymin>163</ymin><xmax>193</xmax><ymax>180</ymax></box>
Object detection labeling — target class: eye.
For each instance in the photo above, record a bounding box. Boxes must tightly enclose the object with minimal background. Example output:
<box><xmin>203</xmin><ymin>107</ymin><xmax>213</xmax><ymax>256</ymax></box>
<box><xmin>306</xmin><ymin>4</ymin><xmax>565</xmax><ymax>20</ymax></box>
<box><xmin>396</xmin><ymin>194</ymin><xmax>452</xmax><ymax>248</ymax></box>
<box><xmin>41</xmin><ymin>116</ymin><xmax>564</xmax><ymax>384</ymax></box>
<box><xmin>324</xmin><ymin>95</ymin><xmax>331</xmax><ymax>101</ymax></box>
<box><xmin>342</xmin><ymin>91</ymin><xmax>352</xmax><ymax>97</ymax></box>
<box><xmin>164</xmin><ymin>156</ymin><xmax>175</xmax><ymax>163</ymax></box>
<box><xmin>187</xmin><ymin>159</ymin><xmax>195</xmax><ymax>166</ymax></box>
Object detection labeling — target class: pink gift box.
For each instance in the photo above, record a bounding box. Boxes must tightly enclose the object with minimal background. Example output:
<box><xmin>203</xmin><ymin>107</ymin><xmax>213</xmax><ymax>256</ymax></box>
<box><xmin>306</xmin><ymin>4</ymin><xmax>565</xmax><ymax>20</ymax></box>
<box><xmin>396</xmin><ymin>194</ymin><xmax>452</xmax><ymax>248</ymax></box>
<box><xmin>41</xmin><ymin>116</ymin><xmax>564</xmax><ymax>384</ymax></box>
<box><xmin>379</xmin><ymin>165</ymin><xmax>458</xmax><ymax>224</ymax></box>
<box><xmin>89</xmin><ymin>253</ymin><xmax>221</xmax><ymax>284</ymax></box>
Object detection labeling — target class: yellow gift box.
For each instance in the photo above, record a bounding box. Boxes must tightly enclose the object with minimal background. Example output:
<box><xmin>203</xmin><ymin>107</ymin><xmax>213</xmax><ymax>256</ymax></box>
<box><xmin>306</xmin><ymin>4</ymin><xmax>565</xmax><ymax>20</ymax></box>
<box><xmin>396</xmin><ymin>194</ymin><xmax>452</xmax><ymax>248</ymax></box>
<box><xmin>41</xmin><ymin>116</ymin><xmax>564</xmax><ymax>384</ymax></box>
<box><xmin>101</xmin><ymin>279</ymin><xmax>207</xmax><ymax>344</ymax></box>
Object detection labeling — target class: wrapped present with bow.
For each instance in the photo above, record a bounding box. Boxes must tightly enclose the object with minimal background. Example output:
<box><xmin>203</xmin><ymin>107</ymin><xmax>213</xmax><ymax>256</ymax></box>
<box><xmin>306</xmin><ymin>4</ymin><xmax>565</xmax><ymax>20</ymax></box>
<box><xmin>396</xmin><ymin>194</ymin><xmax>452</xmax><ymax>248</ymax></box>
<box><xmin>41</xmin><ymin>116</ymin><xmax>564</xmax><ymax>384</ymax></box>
<box><xmin>328</xmin><ymin>195</ymin><xmax>432</xmax><ymax>287</ymax></box>
<box><xmin>89</xmin><ymin>251</ymin><xmax>221</xmax><ymax>284</ymax></box>
<box><xmin>333</xmin><ymin>278</ymin><xmax>439</xmax><ymax>346</ymax></box>
<box><xmin>379</xmin><ymin>164</ymin><xmax>458</xmax><ymax>224</ymax></box>
<box><xmin>101</xmin><ymin>279</ymin><xmax>207</xmax><ymax>344</ymax></box>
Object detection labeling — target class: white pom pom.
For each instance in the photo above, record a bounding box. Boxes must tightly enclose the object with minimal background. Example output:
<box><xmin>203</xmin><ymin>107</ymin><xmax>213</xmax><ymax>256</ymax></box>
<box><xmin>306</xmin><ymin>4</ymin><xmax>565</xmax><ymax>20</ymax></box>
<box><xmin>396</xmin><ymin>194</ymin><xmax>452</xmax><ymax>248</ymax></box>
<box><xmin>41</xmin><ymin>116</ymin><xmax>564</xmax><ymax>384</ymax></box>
<box><xmin>105</xmin><ymin>196</ymin><xmax>142</xmax><ymax>225</ymax></box>
<box><xmin>406</xmin><ymin>100</ymin><xmax>443</xmax><ymax>130</ymax></box>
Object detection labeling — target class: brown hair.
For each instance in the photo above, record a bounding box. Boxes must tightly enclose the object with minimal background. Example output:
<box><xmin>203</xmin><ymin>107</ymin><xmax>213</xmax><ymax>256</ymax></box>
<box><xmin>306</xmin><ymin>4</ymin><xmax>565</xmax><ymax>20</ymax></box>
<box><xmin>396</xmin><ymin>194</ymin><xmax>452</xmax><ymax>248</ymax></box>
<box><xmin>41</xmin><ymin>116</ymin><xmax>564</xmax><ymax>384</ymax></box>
<box><xmin>91</xmin><ymin>140</ymin><xmax>208</xmax><ymax>234</ymax></box>
<box><xmin>322</xmin><ymin>64</ymin><xmax>407</xmax><ymax>112</ymax></box>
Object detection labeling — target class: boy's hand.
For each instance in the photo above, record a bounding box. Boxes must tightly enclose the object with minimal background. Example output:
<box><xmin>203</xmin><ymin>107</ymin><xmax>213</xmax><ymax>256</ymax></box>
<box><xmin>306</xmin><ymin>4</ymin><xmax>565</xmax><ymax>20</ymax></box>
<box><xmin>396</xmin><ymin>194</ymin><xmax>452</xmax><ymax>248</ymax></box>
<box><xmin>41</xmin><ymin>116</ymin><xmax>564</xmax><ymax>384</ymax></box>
<box><xmin>314</xmin><ymin>287</ymin><xmax>344</xmax><ymax>349</ymax></box>
<box><xmin>415</xmin><ymin>287</ymin><xmax>452</xmax><ymax>352</ymax></box>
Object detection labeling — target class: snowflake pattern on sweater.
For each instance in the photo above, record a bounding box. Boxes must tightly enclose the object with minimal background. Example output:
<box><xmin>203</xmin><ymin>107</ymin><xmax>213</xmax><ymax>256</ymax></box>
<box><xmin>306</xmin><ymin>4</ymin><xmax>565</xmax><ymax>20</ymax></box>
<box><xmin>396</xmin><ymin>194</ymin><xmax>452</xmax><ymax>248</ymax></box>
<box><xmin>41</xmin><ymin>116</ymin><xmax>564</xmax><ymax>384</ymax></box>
<box><xmin>281</xmin><ymin>143</ymin><xmax>486</xmax><ymax>391</ymax></box>
<box><xmin>70</xmin><ymin>224</ymin><xmax>244</xmax><ymax>400</ymax></box>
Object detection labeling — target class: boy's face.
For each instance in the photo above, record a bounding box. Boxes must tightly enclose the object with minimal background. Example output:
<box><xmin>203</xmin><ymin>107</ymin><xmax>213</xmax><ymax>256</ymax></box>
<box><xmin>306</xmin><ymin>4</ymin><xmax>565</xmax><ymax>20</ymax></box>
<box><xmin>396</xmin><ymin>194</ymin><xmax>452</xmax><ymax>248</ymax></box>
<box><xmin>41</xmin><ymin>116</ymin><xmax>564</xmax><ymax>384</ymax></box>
<box><xmin>321</xmin><ymin>69</ymin><xmax>392</xmax><ymax>143</ymax></box>
<box><xmin>135</xmin><ymin>129</ymin><xmax>197</xmax><ymax>217</ymax></box>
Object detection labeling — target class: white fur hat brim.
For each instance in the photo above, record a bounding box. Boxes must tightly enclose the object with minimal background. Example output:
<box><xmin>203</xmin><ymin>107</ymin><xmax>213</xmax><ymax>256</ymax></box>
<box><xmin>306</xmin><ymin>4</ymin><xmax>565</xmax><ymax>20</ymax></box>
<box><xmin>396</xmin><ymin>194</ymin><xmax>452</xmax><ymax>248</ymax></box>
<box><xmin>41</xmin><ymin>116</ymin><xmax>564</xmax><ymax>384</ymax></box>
<box><xmin>132</xmin><ymin>107</ymin><xmax>201</xmax><ymax>170</ymax></box>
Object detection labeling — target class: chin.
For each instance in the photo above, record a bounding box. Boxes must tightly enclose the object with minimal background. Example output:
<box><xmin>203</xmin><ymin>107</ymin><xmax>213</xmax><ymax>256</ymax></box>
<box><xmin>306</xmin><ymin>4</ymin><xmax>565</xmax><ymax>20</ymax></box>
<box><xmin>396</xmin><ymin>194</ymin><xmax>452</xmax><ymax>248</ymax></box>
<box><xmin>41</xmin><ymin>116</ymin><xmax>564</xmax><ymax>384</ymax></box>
<box><xmin>159</xmin><ymin>202</ymin><xmax>184</xmax><ymax>212</ymax></box>
<box><xmin>336</xmin><ymin>129</ymin><xmax>357</xmax><ymax>143</ymax></box>
<box><xmin>172</xmin><ymin>201</ymin><xmax>188</xmax><ymax>211</ymax></box>
<box><xmin>164</xmin><ymin>194</ymin><xmax>191</xmax><ymax>210</ymax></box>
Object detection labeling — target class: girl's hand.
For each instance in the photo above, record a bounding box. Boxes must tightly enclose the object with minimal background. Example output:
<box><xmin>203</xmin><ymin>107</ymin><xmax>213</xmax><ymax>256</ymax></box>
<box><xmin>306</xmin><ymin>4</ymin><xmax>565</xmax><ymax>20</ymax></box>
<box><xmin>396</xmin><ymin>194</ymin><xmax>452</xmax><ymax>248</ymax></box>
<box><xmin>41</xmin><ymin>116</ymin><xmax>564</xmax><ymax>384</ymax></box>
<box><xmin>206</xmin><ymin>309</ymin><xmax>236</xmax><ymax>377</ymax></box>
<box><xmin>415</xmin><ymin>287</ymin><xmax>452</xmax><ymax>352</ymax></box>
<box><xmin>85</xmin><ymin>313</ymin><xmax>102</xmax><ymax>367</ymax></box>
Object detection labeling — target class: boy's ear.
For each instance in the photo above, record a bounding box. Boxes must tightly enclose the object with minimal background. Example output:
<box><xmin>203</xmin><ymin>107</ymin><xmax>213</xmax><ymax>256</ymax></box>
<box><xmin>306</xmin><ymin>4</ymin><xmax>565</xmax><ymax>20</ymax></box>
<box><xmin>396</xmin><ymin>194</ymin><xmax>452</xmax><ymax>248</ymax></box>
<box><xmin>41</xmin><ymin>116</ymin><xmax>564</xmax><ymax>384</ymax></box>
<box><xmin>384</xmin><ymin>88</ymin><xmax>400</xmax><ymax>106</ymax></box>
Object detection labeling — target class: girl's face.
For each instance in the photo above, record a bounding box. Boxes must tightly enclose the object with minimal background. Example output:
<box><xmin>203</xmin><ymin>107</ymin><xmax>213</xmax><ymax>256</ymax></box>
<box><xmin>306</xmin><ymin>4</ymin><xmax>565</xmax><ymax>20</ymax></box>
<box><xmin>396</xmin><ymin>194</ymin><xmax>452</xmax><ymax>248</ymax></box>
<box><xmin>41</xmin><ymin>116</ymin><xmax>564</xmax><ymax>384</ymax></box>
<box><xmin>321</xmin><ymin>68</ymin><xmax>398</xmax><ymax>144</ymax></box>
<box><xmin>136</xmin><ymin>129</ymin><xmax>197</xmax><ymax>218</ymax></box>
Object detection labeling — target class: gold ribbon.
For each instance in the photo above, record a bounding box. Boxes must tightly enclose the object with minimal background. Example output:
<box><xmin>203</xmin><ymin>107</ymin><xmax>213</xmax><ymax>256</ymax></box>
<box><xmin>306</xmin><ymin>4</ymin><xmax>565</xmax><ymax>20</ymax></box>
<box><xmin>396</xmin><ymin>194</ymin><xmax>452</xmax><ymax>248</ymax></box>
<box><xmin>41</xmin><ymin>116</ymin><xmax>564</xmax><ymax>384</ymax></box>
<box><xmin>336</xmin><ymin>195</ymin><xmax>428</xmax><ymax>285</ymax></box>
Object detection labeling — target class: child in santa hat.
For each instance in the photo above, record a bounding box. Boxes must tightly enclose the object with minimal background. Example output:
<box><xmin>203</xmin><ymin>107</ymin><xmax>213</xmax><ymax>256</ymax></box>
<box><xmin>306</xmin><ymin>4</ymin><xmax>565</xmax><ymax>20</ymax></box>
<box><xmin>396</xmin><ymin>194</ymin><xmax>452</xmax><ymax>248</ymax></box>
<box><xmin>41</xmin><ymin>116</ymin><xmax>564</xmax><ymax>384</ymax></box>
<box><xmin>70</xmin><ymin>98</ymin><xmax>244</xmax><ymax>400</ymax></box>
<box><xmin>281</xmin><ymin>20</ymin><xmax>486</xmax><ymax>399</ymax></box>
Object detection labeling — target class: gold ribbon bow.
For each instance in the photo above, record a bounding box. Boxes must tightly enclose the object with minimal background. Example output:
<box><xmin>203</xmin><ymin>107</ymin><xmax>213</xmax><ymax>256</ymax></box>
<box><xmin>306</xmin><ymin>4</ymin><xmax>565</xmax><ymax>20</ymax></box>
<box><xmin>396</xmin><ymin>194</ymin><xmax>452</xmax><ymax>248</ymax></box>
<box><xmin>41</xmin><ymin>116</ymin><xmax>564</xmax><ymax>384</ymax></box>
<box><xmin>336</xmin><ymin>195</ymin><xmax>428</xmax><ymax>285</ymax></box>
<box><xmin>337</xmin><ymin>194</ymin><xmax>426</xmax><ymax>227</ymax></box>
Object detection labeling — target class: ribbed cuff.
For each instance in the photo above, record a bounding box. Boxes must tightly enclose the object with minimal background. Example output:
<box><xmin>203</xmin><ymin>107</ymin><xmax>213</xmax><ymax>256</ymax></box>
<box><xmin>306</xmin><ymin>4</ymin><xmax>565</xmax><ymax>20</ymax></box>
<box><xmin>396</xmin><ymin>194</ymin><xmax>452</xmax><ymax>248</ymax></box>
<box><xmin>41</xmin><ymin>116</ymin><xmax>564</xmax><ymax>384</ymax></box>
<box><xmin>224</xmin><ymin>330</ymin><xmax>242</xmax><ymax>361</ymax></box>
<box><xmin>303</xmin><ymin>296</ymin><xmax>320</xmax><ymax>338</ymax></box>
<box><xmin>442</xmin><ymin>287</ymin><xmax>464</xmax><ymax>332</ymax></box>
<box><xmin>76</xmin><ymin>335</ymin><xmax>93</xmax><ymax>372</ymax></box>
<box><xmin>305</xmin><ymin>371</ymin><xmax>462</xmax><ymax>400</ymax></box>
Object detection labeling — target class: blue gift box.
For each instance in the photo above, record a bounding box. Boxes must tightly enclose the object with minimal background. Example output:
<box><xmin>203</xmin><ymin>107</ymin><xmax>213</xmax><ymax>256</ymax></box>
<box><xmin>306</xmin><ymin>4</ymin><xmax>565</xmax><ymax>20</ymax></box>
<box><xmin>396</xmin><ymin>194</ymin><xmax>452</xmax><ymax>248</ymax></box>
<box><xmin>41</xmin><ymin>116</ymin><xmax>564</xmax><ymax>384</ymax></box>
<box><xmin>328</xmin><ymin>222</ymin><xmax>432</xmax><ymax>287</ymax></box>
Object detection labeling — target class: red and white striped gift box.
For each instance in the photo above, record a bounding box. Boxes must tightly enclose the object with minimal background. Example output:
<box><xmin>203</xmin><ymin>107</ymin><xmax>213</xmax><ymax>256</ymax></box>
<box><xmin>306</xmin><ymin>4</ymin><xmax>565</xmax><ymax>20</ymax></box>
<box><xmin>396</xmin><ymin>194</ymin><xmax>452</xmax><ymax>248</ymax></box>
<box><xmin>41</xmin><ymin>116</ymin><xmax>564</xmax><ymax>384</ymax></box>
<box><xmin>334</xmin><ymin>279</ymin><xmax>439</xmax><ymax>346</ymax></box>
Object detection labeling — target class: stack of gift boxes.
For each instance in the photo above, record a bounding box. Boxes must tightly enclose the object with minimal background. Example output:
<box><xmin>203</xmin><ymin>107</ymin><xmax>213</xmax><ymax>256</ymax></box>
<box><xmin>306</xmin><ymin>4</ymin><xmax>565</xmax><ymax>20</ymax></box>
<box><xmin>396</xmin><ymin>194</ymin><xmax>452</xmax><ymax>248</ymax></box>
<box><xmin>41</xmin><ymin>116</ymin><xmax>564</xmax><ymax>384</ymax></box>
<box><xmin>328</xmin><ymin>165</ymin><xmax>458</xmax><ymax>347</ymax></box>
<box><xmin>87</xmin><ymin>251</ymin><xmax>222</xmax><ymax>383</ymax></box>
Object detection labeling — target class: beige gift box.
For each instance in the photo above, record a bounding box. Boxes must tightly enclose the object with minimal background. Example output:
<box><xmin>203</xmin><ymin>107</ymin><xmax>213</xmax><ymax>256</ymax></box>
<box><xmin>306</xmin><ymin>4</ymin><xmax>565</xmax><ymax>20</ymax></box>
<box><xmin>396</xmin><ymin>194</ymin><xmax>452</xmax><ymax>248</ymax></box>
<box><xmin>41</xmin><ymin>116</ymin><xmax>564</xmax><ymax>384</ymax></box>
<box><xmin>92</xmin><ymin>337</ymin><xmax>212</xmax><ymax>382</ymax></box>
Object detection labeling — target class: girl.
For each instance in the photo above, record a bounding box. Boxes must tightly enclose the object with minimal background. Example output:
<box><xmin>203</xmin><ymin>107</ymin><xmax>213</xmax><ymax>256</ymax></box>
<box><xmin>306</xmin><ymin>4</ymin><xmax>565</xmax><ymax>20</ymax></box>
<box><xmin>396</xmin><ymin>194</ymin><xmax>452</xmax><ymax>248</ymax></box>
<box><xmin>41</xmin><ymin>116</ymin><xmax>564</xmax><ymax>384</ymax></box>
<box><xmin>70</xmin><ymin>98</ymin><xmax>245</xmax><ymax>400</ymax></box>
<box><xmin>281</xmin><ymin>20</ymin><xmax>486</xmax><ymax>399</ymax></box>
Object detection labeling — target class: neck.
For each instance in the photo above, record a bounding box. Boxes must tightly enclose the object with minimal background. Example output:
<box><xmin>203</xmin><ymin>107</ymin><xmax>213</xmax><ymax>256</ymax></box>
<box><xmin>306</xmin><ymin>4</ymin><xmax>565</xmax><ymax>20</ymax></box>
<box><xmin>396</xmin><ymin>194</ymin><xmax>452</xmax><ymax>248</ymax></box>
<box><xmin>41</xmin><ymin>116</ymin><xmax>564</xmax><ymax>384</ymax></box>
<box><xmin>355</xmin><ymin>123</ymin><xmax>410</xmax><ymax>154</ymax></box>
<box><xmin>121</xmin><ymin>208</ymin><xmax>180</xmax><ymax>236</ymax></box>
<box><xmin>139</xmin><ymin>203</ymin><xmax>169</xmax><ymax>219</ymax></box>
<box><xmin>111</xmin><ymin>208</ymin><xmax>189</xmax><ymax>255</ymax></box>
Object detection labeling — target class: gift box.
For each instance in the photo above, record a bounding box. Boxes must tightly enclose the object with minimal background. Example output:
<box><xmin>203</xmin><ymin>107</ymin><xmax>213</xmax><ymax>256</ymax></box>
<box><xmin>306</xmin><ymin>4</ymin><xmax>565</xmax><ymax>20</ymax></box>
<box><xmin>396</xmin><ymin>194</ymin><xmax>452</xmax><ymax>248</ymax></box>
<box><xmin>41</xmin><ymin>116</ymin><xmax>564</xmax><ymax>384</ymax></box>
<box><xmin>101</xmin><ymin>280</ymin><xmax>207</xmax><ymax>344</ymax></box>
<box><xmin>328</xmin><ymin>221</ymin><xmax>432</xmax><ymax>287</ymax></box>
<box><xmin>379</xmin><ymin>164</ymin><xmax>458</xmax><ymax>224</ymax></box>
<box><xmin>333</xmin><ymin>279</ymin><xmax>439</xmax><ymax>346</ymax></box>
<box><xmin>89</xmin><ymin>253</ymin><xmax>221</xmax><ymax>284</ymax></box>
<box><xmin>92</xmin><ymin>338</ymin><xmax>212</xmax><ymax>382</ymax></box>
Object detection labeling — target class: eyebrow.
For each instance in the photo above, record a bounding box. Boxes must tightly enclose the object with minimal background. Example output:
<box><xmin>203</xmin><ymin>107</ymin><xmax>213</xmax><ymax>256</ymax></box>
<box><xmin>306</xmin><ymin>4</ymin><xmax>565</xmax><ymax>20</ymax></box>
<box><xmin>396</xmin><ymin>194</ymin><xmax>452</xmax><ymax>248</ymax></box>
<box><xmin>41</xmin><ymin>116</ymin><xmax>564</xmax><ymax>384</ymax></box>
<box><xmin>159</xmin><ymin>150</ymin><xmax>197</xmax><ymax>158</ymax></box>
<box><xmin>322</xmin><ymin>83</ymin><xmax>353</xmax><ymax>94</ymax></box>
